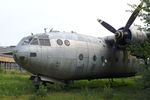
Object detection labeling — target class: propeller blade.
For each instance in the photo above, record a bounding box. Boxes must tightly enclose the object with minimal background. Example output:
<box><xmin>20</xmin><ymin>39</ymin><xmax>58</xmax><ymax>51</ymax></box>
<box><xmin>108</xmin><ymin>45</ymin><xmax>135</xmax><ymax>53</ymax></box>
<box><xmin>124</xmin><ymin>1</ymin><xmax>144</xmax><ymax>32</ymax></box>
<box><xmin>97</xmin><ymin>19</ymin><xmax>117</xmax><ymax>33</ymax></box>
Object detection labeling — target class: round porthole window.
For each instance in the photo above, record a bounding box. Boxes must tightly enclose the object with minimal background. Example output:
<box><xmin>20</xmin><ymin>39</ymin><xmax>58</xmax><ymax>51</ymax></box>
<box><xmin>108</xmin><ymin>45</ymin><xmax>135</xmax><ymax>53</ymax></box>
<box><xmin>79</xmin><ymin>54</ymin><xmax>83</xmax><ymax>60</ymax></box>
<box><xmin>93</xmin><ymin>55</ymin><xmax>97</xmax><ymax>61</ymax></box>
<box><xmin>64</xmin><ymin>40</ymin><xmax>70</xmax><ymax>46</ymax></box>
<box><xmin>57</xmin><ymin>39</ymin><xmax>63</xmax><ymax>45</ymax></box>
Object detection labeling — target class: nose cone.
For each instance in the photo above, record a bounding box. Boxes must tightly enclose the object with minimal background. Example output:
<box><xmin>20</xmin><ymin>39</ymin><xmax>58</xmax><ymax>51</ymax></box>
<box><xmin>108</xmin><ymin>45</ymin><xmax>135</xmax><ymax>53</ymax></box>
<box><xmin>13</xmin><ymin>46</ymin><xmax>29</xmax><ymax>67</ymax></box>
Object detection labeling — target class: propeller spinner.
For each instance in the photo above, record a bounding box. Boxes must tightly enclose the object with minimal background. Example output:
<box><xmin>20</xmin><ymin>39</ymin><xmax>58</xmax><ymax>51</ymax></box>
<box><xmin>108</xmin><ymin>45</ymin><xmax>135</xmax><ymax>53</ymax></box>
<box><xmin>98</xmin><ymin>1</ymin><xmax>144</xmax><ymax>48</ymax></box>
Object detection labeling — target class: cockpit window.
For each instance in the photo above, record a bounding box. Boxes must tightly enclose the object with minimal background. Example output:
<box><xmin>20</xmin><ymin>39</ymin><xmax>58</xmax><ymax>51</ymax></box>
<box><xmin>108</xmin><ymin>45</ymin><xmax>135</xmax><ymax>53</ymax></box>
<box><xmin>21</xmin><ymin>37</ymin><xmax>33</xmax><ymax>45</ymax></box>
<box><xmin>39</xmin><ymin>39</ymin><xmax>50</xmax><ymax>46</ymax></box>
<box><xmin>30</xmin><ymin>38</ymin><xmax>39</xmax><ymax>45</ymax></box>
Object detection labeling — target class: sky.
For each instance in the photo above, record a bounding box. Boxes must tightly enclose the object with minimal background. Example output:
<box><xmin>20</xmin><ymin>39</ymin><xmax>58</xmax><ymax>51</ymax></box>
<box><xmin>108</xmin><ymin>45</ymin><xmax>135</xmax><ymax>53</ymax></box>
<box><xmin>0</xmin><ymin>0</ymin><xmax>141</xmax><ymax>46</ymax></box>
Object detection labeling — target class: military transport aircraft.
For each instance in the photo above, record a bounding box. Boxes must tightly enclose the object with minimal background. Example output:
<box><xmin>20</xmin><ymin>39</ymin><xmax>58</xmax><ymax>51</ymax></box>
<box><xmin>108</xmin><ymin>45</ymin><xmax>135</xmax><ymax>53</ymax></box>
<box><xmin>12</xmin><ymin>1</ymin><xmax>150</xmax><ymax>88</ymax></box>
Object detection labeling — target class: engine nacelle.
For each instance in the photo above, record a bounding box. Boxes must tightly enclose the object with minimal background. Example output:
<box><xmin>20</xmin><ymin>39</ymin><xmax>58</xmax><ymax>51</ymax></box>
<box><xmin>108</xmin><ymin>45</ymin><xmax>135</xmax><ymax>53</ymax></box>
<box><xmin>104</xmin><ymin>26</ymin><xmax>148</xmax><ymax>48</ymax></box>
<box><xmin>130</xmin><ymin>26</ymin><xmax>147</xmax><ymax>43</ymax></box>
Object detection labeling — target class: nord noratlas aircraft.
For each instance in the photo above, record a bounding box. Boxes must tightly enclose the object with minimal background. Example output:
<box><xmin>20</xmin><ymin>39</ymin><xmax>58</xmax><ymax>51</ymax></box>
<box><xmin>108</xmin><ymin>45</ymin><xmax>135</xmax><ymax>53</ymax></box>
<box><xmin>12</xmin><ymin>1</ymin><xmax>150</xmax><ymax>88</ymax></box>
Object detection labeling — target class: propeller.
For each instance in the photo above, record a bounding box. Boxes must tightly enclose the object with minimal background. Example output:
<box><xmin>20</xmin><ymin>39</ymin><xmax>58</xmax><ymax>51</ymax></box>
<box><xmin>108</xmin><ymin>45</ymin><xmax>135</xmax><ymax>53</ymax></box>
<box><xmin>123</xmin><ymin>1</ymin><xmax>144</xmax><ymax>32</ymax></box>
<box><xmin>97</xmin><ymin>1</ymin><xmax>144</xmax><ymax>47</ymax></box>
<box><xmin>97</xmin><ymin>19</ymin><xmax>117</xmax><ymax>33</ymax></box>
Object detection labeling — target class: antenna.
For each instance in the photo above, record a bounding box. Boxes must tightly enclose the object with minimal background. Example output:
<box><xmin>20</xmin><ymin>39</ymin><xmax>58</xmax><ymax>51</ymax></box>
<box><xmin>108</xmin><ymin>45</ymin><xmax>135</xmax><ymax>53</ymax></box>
<box><xmin>49</xmin><ymin>28</ymin><xmax>53</xmax><ymax>32</ymax></box>
<box><xmin>44</xmin><ymin>28</ymin><xmax>47</xmax><ymax>33</ymax></box>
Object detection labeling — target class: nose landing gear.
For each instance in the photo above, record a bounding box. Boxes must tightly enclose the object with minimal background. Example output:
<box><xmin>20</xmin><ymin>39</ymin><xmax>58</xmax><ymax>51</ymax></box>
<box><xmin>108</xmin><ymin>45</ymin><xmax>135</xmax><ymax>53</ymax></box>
<box><xmin>29</xmin><ymin>75</ymin><xmax>66</xmax><ymax>89</ymax></box>
<box><xmin>30</xmin><ymin>75</ymin><xmax>41</xmax><ymax>89</ymax></box>
<box><xmin>30</xmin><ymin>75</ymin><xmax>49</xmax><ymax>89</ymax></box>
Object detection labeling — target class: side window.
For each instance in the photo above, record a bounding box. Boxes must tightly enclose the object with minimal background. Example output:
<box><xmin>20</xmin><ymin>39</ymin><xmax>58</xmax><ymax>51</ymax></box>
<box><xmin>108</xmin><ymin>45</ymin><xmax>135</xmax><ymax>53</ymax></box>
<box><xmin>64</xmin><ymin>40</ymin><xmax>70</xmax><ymax>46</ymax></box>
<box><xmin>30</xmin><ymin>38</ymin><xmax>39</xmax><ymax>45</ymax></box>
<box><xmin>93</xmin><ymin>55</ymin><xmax>97</xmax><ymax>61</ymax></box>
<box><xmin>79</xmin><ymin>54</ymin><xmax>83</xmax><ymax>60</ymax></box>
<box><xmin>39</xmin><ymin>39</ymin><xmax>50</xmax><ymax>46</ymax></box>
<box><xmin>57</xmin><ymin>39</ymin><xmax>63</xmax><ymax>46</ymax></box>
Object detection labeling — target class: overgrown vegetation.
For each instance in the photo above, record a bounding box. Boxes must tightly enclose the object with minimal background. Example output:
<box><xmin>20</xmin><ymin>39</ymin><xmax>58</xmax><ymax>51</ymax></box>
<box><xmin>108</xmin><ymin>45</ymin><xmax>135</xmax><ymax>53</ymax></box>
<box><xmin>127</xmin><ymin>0</ymin><xmax>150</xmax><ymax>89</ymax></box>
<box><xmin>36</xmin><ymin>85</ymin><xmax>48</xmax><ymax>97</ymax></box>
<box><xmin>103</xmin><ymin>85</ymin><xmax>114</xmax><ymax>100</ymax></box>
<box><xmin>0</xmin><ymin>70</ymin><xmax>150</xmax><ymax>100</ymax></box>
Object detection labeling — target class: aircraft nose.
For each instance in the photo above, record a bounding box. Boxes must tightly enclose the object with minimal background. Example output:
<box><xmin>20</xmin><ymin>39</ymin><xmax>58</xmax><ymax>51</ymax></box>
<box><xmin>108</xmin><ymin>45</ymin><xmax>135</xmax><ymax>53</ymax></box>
<box><xmin>13</xmin><ymin>47</ymin><xmax>29</xmax><ymax>67</ymax></box>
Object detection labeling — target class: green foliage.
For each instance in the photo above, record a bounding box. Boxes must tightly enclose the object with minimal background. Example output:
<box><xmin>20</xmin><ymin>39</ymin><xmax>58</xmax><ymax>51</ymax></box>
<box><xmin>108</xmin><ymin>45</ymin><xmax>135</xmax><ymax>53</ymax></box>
<box><xmin>80</xmin><ymin>87</ymin><xmax>90</xmax><ymax>100</ymax></box>
<box><xmin>103</xmin><ymin>85</ymin><xmax>114</xmax><ymax>100</ymax></box>
<box><xmin>35</xmin><ymin>85</ymin><xmax>48</xmax><ymax>97</ymax></box>
<box><xmin>0</xmin><ymin>71</ymin><xmax>34</xmax><ymax>97</ymax></box>
<box><xmin>1</xmin><ymin>71</ymin><xmax>150</xmax><ymax>100</ymax></box>
<box><xmin>138</xmin><ymin>66</ymin><xmax>150</xmax><ymax>88</ymax></box>
<box><xmin>128</xmin><ymin>39</ymin><xmax>150</xmax><ymax>59</ymax></box>
<box><xmin>128</xmin><ymin>0</ymin><xmax>150</xmax><ymax>31</ymax></box>
<box><xmin>128</xmin><ymin>37</ymin><xmax>150</xmax><ymax>89</ymax></box>
<box><xmin>142</xmin><ymin>0</ymin><xmax>150</xmax><ymax>31</ymax></box>
<box><xmin>127</xmin><ymin>0</ymin><xmax>150</xmax><ymax>90</ymax></box>
<box><xmin>142</xmin><ymin>70</ymin><xmax>150</xmax><ymax>88</ymax></box>
<box><xmin>0</xmin><ymin>65</ymin><xmax>5</xmax><ymax>73</ymax></box>
<box><xmin>0</xmin><ymin>66</ymin><xmax>3</xmax><ymax>73</ymax></box>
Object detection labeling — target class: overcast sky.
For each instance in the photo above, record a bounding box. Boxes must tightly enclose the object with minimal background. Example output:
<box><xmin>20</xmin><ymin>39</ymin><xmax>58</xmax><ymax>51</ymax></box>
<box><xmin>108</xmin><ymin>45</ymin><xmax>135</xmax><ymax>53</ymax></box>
<box><xmin>0</xmin><ymin>0</ymin><xmax>141</xmax><ymax>46</ymax></box>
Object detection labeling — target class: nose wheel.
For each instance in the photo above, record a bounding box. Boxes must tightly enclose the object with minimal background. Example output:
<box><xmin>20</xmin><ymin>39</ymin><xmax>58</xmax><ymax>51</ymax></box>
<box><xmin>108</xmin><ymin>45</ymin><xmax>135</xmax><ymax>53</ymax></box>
<box><xmin>30</xmin><ymin>75</ymin><xmax>43</xmax><ymax>89</ymax></box>
<box><xmin>33</xmin><ymin>76</ymin><xmax>41</xmax><ymax>89</ymax></box>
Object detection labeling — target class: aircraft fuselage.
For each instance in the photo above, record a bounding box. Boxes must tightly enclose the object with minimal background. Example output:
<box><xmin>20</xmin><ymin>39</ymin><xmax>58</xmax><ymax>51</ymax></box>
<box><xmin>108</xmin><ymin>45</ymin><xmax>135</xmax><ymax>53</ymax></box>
<box><xmin>14</xmin><ymin>32</ymin><xmax>138</xmax><ymax>81</ymax></box>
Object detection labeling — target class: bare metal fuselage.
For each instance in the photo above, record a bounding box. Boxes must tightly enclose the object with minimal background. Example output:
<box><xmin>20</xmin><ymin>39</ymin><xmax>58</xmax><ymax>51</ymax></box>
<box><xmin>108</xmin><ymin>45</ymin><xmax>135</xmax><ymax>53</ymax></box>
<box><xmin>14</xmin><ymin>32</ymin><xmax>138</xmax><ymax>81</ymax></box>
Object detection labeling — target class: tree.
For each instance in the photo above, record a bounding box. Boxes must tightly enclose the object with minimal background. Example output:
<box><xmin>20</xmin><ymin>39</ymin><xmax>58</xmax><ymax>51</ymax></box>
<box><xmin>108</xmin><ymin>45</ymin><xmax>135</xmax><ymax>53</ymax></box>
<box><xmin>141</xmin><ymin>0</ymin><xmax>150</xmax><ymax>31</ymax></box>
<box><xmin>127</xmin><ymin>0</ymin><xmax>150</xmax><ymax>63</ymax></box>
<box><xmin>128</xmin><ymin>0</ymin><xmax>150</xmax><ymax>88</ymax></box>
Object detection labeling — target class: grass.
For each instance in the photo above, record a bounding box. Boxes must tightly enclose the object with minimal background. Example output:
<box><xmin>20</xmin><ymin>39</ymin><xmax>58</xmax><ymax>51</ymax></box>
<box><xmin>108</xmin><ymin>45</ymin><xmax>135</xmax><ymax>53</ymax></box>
<box><xmin>0</xmin><ymin>68</ymin><xmax>150</xmax><ymax>100</ymax></box>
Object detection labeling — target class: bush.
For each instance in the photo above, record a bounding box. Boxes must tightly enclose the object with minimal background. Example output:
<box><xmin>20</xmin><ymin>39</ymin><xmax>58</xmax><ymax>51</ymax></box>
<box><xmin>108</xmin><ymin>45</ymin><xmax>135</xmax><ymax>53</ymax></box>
<box><xmin>140</xmin><ymin>67</ymin><xmax>150</xmax><ymax>88</ymax></box>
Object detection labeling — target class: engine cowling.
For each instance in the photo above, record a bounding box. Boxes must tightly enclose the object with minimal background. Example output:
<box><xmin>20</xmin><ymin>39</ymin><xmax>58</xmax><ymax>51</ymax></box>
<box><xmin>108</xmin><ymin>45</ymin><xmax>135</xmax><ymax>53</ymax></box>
<box><xmin>112</xmin><ymin>26</ymin><xmax>148</xmax><ymax>49</ymax></box>
<box><xmin>129</xmin><ymin>26</ymin><xmax>147</xmax><ymax>43</ymax></box>
<box><xmin>104</xmin><ymin>26</ymin><xmax>148</xmax><ymax>48</ymax></box>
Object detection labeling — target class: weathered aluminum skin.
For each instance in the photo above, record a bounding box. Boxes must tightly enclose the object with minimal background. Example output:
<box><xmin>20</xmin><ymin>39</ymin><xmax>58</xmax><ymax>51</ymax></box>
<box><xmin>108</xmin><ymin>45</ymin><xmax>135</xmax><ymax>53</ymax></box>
<box><xmin>14</xmin><ymin>32</ymin><xmax>138</xmax><ymax>81</ymax></box>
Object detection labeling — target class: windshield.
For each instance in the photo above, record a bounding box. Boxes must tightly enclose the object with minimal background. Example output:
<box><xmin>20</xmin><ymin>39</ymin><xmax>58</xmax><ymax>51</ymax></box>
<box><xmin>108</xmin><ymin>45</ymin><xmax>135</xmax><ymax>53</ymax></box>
<box><xmin>18</xmin><ymin>36</ymin><xmax>33</xmax><ymax>46</ymax></box>
<box><xmin>17</xmin><ymin>34</ymin><xmax>50</xmax><ymax>46</ymax></box>
<box><xmin>30</xmin><ymin>38</ymin><xmax>39</xmax><ymax>45</ymax></box>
